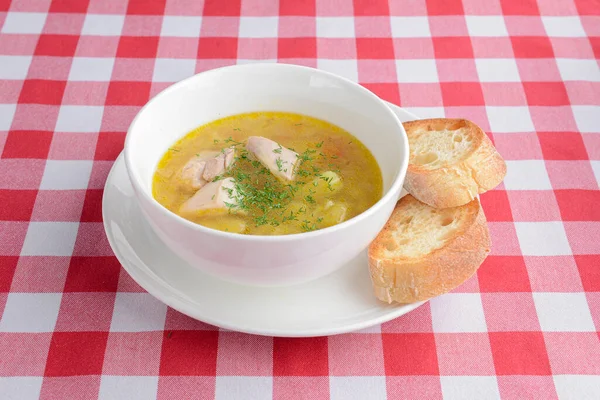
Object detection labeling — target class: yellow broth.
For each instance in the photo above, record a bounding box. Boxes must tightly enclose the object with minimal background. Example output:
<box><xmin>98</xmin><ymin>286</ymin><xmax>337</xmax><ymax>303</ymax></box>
<box><xmin>152</xmin><ymin>112</ymin><xmax>383</xmax><ymax>235</ymax></box>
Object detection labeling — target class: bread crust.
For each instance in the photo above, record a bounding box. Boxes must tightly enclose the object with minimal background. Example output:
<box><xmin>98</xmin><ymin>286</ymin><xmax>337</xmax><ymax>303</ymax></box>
<box><xmin>403</xmin><ymin>118</ymin><xmax>506</xmax><ymax>209</ymax></box>
<box><xmin>368</xmin><ymin>195</ymin><xmax>491</xmax><ymax>304</ymax></box>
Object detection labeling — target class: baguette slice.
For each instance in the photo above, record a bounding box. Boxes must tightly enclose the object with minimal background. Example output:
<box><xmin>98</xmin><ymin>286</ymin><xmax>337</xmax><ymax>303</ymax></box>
<box><xmin>403</xmin><ymin>118</ymin><xmax>506</xmax><ymax>209</ymax></box>
<box><xmin>368</xmin><ymin>194</ymin><xmax>490</xmax><ymax>304</ymax></box>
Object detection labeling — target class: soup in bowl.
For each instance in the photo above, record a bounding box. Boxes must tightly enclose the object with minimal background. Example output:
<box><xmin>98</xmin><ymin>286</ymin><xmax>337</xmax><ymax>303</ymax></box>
<box><xmin>124</xmin><ymin>64</ymin><xmax>408</xmax><ymax>286</ymax></box>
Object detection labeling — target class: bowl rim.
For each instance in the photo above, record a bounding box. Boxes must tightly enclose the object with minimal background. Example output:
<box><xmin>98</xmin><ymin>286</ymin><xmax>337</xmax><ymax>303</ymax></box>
<box><xmin>123</xmin><ymin>62</ymin><xmax>409</xmax><ymax>242</ymax></box>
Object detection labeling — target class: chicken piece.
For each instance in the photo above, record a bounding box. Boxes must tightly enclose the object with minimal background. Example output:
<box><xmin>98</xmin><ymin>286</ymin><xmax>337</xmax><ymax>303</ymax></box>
<box><xmin>179</xmin><ymin>177</ymin><xmax>243</xmax><ymax>216</ymax></box>
<box><xmin>246</xmin><ymin>136</ymin><xmax>300</xmax><ymax>181</ymax></box>
<box><xmin>179</xmin><ymin>148</ymin><xmax>235</xmax><ymax>190</ymax></box>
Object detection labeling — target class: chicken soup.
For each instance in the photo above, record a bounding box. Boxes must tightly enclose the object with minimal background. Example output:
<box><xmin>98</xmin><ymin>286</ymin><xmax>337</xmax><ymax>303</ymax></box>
<box><xmin>152</xmin><ymin>112</ymin><xmax>383</xmax><ymax>235</ymax></box>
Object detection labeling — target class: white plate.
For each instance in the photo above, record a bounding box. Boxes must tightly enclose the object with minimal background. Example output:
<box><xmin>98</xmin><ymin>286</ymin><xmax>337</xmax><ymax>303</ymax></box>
<box><xmin>102</xmin><ymin>101</ymin><xmax>425</xmax><ymax>337</ymax></box>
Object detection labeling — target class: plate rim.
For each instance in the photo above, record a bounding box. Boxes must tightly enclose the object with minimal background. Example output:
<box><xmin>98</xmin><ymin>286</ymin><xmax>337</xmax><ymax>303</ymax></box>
<box><xmin>102</xmin><ymin>101</ymin><xmax>425</xmax><ymax>337</ymax></box>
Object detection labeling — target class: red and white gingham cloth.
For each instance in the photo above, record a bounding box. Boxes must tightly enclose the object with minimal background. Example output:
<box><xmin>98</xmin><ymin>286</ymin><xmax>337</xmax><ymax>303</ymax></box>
<box><xmin>0</xmin><ymin>0</ymin><xmax>599</xmax><ymax>399</ymax></box>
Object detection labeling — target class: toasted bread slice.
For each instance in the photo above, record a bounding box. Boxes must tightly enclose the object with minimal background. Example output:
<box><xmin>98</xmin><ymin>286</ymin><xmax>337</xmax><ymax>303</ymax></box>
<box><xmin>403</xmin><ymin>118</ymin><xmax>506</xmax><ymax>209</ymax></box>
<box><xmin>368</xmin><ymin>194</ymin><xmax>490</xmax><ymax>304</ymax></box>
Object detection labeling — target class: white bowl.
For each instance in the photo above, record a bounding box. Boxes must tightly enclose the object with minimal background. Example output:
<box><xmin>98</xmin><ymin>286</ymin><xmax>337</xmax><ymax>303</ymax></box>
<box><xmin>124</xmin><ymin>63</ymin><xmax>408</xmax><ymax>286</ymax></box>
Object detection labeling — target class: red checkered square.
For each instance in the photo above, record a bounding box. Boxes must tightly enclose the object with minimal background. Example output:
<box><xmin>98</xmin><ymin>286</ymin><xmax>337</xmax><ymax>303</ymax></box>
<box><xmin>157</xmin><ymin>377</ymin><xmax>215</xmax><ymax>400</ymax></box>
<box><xmin>329</xmin><ymin>334</ymin><xmax>385</xmax><ymax>375</ymax></box>
<box><xmin>79</xmin><ymin>189</ymin><xmax>103</xmax><ymax>222</ymax></box>
<box><xmin>72</xmin><ymin>222</ymin><xmax>114</xmax><ymax>256</ymax></box>
<box><xmin>433</xmin><ymin>37</ymin><xmax>473</xmax><ymax>58</ymax></box>
<box><xmin>525</xmin><ymin>256</ymin><xmax>584</xmax><ymax>292</ymax></box>
<box><xmin>399</xmin><ymin>83</ymin><xmax>443</xmax><ymax>107</ymax></box>
<box><xmin>116</xmin><ymin>36</ymin><xmax>159</xmax><ymax>58</ymax></box>
<box><xmin>75</xmin><ymin>36</ymin><xmax>119</xmax><ymax>57</ymax></box>
<box><xmin>436</xmin><ymin>59</ymin><xmax>478</xmax><ymax>82</ymax></box>
<box><xmin>0</xmin><ymin>332</ymin><xmax>52</xmax><ymax>375</ymax></box>
<box><xmin>278</xmin><ymin>37</ymin><xmax>316</xmax><ymax>58</ymax></box>
<box><xmin>440</xmin><ymin>82</ymin><xmax>484</xmax><ymax>106</ymax></box>
<box><xmin>163</xmin><ymin>308</ymin><xmax>217</xmax><ymax>330</ymax></box>
<box><xmin>479</xmin><ymin>191</ymin><xmax>513</xmax><ymax>221</ymax></box>
<box><xmin>472</xmin><ymin>37</ymin><xmax>515</xmax><ymax>58</ymax></box>
<box><xmin>278</xmin><ymin>0</ymin><xmax>314</xmax><ymax>15</ymax></box>
<box><xmin>0</xmin><ymin>189</ymin><xmax>37</xmax><ymax>221</ymax></box>
<box><xmin>88</xmin><ymin>0</ymin><xmax>128</xmax><ymax>13</ymax></box>
<box><xmin>0</xmin><ymin>159</ymin><xmax>46</xmax><ymax>190</ymax></box>
<box><xmin>317</xmin><ymin>38</ymin><xmax>356</xmax><ymax>58</ymax></box>
<box><xmin>500</xmin><ymin>0</ymin><xmax>540</xmax><ymax>15</ymax></box>
<box><xmin>279</xmin><ymin>16</ymin><xmax>316</xmax><ymax>37</ymax></box>
<box><xmin>481</xmin><ymin>83</ymin><xmax>527</xmax><ymax>106</ymax></box>
<box><xmin>426</xmin><ymin>0</ymin><xmax>464</xmax><ymax>15</ymax></box>
<box><xmin>49</xmin><ymin>0</ymin><xmax>89</xmax><ymax>13</ymax></box>
<box><xmin>575</xmin><ymin>0</ymin><xmax>600</xmax><ymax>15</ymax></box>
<box><xmin>0</xmin><ymin>81</ymin><xmax>23</xmax><ymax>103</ymax></box>
<box><xmin>575</xmin><ymin>255</ymin><xmax>600</xmax><ymax>292</ymax></box>
<box><xmin>382</xmin><ymin>333</ymin><xmax>439</xmax><ymax>375</ymax></box>
<box><xmin>538</xmin><ymin>132</ymin><xmax>589</xmax><ymax>160</ymax></box>
<box><xmin>358</xmin><ymin>59</ymin><xmax>396</xmax><ymax>82</ymax></box>
<box><xmin>511</xmin><ymin>36</ymin><xmax>555</xmax><ymax>58</ymax></box>
<box><xmin>88</xmin><ymin>161</ymin><xmax>113</xmax><ymax>189</ymax></box>
<box><xmin>356</xmin><ymin>38</ymin><xmax>395</xmax><ymax>59</ymax></box>
<box><xmin>202</xmin><ymin>16</ymin><xmax>240</xmax><ymax>37</ymax></box>
<box><xmin>590</xmin><ymin>37</ymin><xmax>600</xmax><ymax>59</ymax></box>
<box><xmin>104</xmin><ymin>332</ymin><xmax>163</xmax><ymax>375</ymax></box>
<box><xmin>18</xmin><ymin>80</ymin><xmax>66</xmax><ymax>105</ymax></box>
<box><xmin>0</xmin><ymin>0</ymin><xmax>9</xmax><ymax>11</ymax></box>
<box><xmin>551</xmin><ymin>37</ymin><xmax>595</xmax><ymax>59</ymax></box>
<box><xmin>462</xmin><ymin>0</ymin><xmax>503</xmax><ymax>15</ymax></box>
<box><xmin>564</xmin><ymin>221</ymin><xmax>600</xmax><ymax>255</ymax></box>
<box><xmin>273</xmin><ymin>337</ymin><xmax>328</xmax><ymax>376</ymax></box>
<box><xmin>353</xmin><ymin>0</ymin><xmax>389</xmax><ymax>16</ymax></box>
<box><xmin>362</xmin><ymin>83</ymin><xmax>400</xmax><ymax>104</ymax></box>
<box><xmin>544</xmin><ymin>332</ymin><xmax>600</xmax><ymax>374</ymax></box>
<box><xmin>504</xmin><ymin>16</ymin><xmax>546</xmax><ymax>36</ymax></box>
<box><xmin>566</xmin><ymin>82</ymin><xmax>600</xmax><ymax>106</ymax></box>
<box><xmin>27</xmin><ymin>56</ymin><xmax>72</xmax><ymax>80</ymax></box>
<box><xmin>105</xmin><ymin>81</ymin><xmax>151</xmax><ymax>106</ymax></box>
<box><xmin>94</xmin><ymin>132</ymin><xmax>125</xmax><ymax>161</ymax></box>
<box><xmin>9</xmin><ymin>256</ymin><xmax>70</xmax><ymax>292</ymax></box>
<box><xmin>529</xmin><ymin>107</ymin><xmax>579</xmax><ymax>132</ymax></box>
<box><xmin>127</xmin><ymin>0</ymin><xmax>165</xmax><ymax>15</ymax></box>
<box><xmin>197</xmin><ymin>37</ymin><xmax>238</xmax><ymax>58</ymax></box>
<box><xmin>497</xmin><ymin>376</ymin><xmax>559</xmax><ymax>400</ymax></box>
<box><xmin>216</xmin><ymin>332</ymin><xmax>273</xmax><ymax>375</ymax></box>
<box><xmin>43</xmin><ymin>12</ymin><xmax>85</xmax><ymax>35</ymax></box>
<box><xmin>273</xmin><ymin>377</ymin><xmax>329</xmax><ymax>400</ymax></box>
<box><xmin>436</xmin><ymin>333</ymin><xmax>495</xmax><ymax>375</ymax></box>
<box><xmin>112</xmin><ymin>58</ymin><xmax>154</xmax><ymax>82</ymax></box>
<box><xmin>393</xmin><ymin>37</ymin><xmax>435</xmax><ymax>59</ymax></box>
<box><xmin>507</xmin><ymin>191</ymin><xmax>561</xmax><ymax>222</ymax></box>
<box><xmin>382</xmin><ymin>303</ymin><xmax>433</xmax><ymax>333</ymax></box>
<box><xmin>555</xmin><ymin>190</ymin><xmax>600</xmax><ymax>221</ymax></box>
<box><xmin>63</xmin><ymin>256</ymin><xmax>120</xmax><ymax>292</ymax></box>
<box><xmin>546</xmin><ymin>160</ymin><xmax>598</xmax><ymax>190</ymax></box>
<box><xmin>54</xmin><ymin>292</ymin><xmax>115</xmax><ymax>331</ymax></box>
<box><xmin>48</xmin><ymin>132</ymin><xmax>98</xmax><ymax>160</ymax></box>
<box><xmin>0</xmin><ymin>256</ymin><xmax>18</xmax><ymax>292</ymax></box>
<box><xmin>238</xmin><ymin>38</ymin><xmax>278</xmax><ymax>59</ymax></box>
<box><xmin>489</xmin><ymin>331</ymin><xmax>551</xmax><ymax>374</ymax></box>
<box><xmin>523</xmin><ymin>82</ymin><xmax>570</xmax><ymax>106</ymax></box>
<box><xmin>204</xmin><ymin>0</ymin><xmax>240</xmax><ymax>15</ymax></box>
<box><xmin>157</xmin><ymin>36</ymin><xmax>198</xmax><ymax>59</ymax></box>
<box><xmin>35</xmin><ymin>35</ymin><xmax>79</xmax><ymax>57</ymax></box>
<box><xmin>387</xmin><ymin>376</ymin><xmax>443</xmax><ymax>399</ymax></box>
<box><xmin>355</xmin><ymin>16</ymin><xmax>392</xmax><ymax>37</ymax></box>
<box><xmin>45</xmin><ymin>332</ymin><xmax>109</xmax><ymax>376</ymax></box>
<box><xmin>429</xmin><ymin>16</ymin><xmax>469</xmax><ymax>36</ymax></box>
<box><xmin>478</xmin><ymin>256</ymin><xmax>531</xmax><ymax>292</ymax></box>
<box><xmin>481</xmin><ymin>292</ymin><xmax>540</xmax><ymax>332</ymax></box>
<box><xmin>160</xmin><ymin>331</ymin><xmax>218</xmax><ymax>375</ymax></box>
<box><xmin>40</xmin><ymin>376</ymin><xmax>100</xmax><ymax>400</ymax></box>
<box><xmin>101</xmin><ymin>106</ymin><xmax>142</xmax><ymax>131</ymax></box>
<box><xmin>487</xmin><ymin>222</ymin><xmax>522</xmax><ymax>256</ymax></box>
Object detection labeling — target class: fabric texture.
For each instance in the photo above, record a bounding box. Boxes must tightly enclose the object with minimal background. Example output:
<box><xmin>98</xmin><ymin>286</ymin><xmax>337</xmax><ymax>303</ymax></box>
<box><xmin>0</xmin><ymin>0</ymin><xmax>599</xmax><ymax>399</ymax></box>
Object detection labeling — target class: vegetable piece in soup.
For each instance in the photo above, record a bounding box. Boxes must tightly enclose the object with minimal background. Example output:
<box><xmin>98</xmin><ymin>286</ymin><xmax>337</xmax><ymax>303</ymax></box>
<box><xmin>152</xmin><ymin>112</ymin><xmax>383</xmax><ymax>235</ymax></box>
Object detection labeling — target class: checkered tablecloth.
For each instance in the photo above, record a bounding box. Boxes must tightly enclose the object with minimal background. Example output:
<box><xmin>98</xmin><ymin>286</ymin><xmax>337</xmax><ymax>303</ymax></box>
<box><xmin>1</xmin><ymin>0</ymin><xmax>599</xmax><ymax>399</ymax></box>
